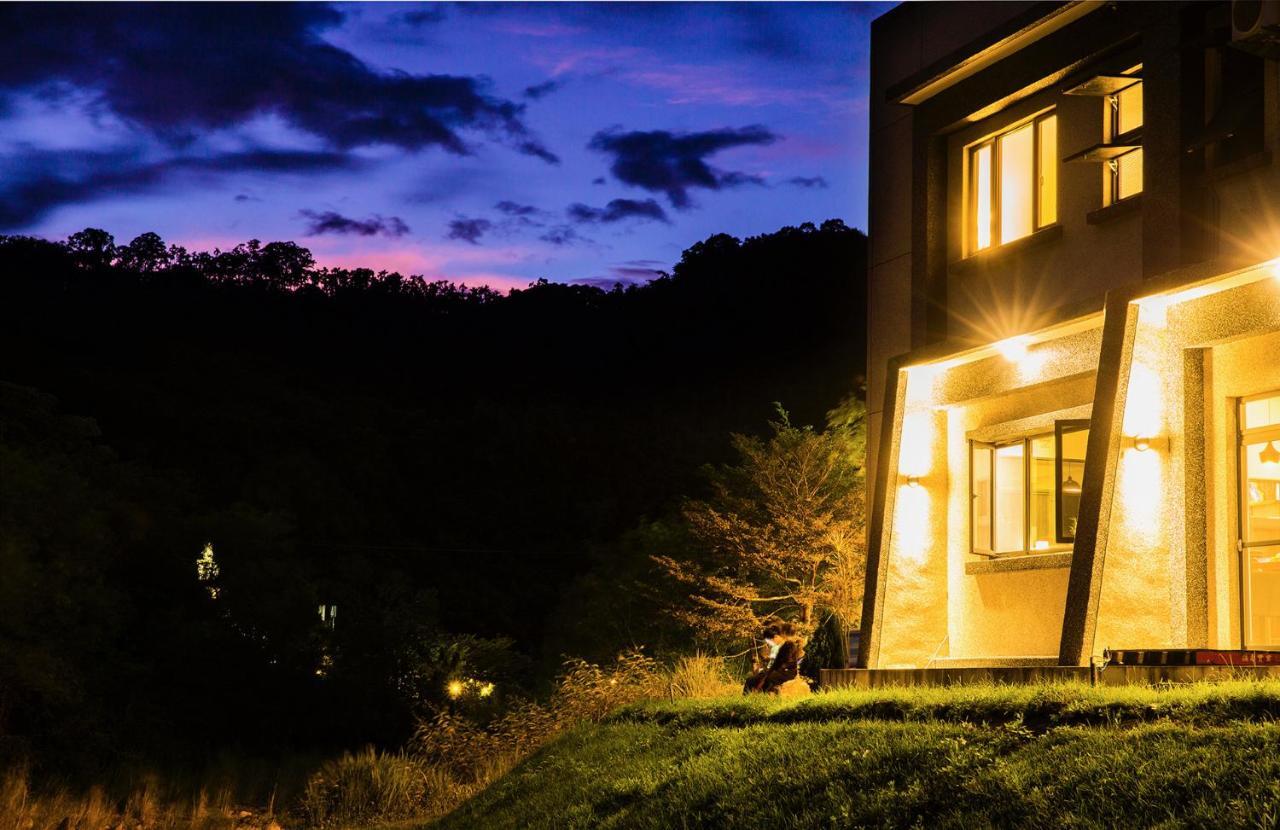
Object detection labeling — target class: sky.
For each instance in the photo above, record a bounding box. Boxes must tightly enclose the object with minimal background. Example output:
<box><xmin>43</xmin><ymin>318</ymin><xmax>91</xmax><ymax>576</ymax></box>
<box><xmin>0</xmin><ymin>2</ymin><xmax>891</xmax><ymax>292</ymax></box>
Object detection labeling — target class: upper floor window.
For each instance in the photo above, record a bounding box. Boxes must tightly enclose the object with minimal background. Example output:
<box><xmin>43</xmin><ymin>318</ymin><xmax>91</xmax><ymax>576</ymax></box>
<box><xmin>970</xmin><ymin>419</ymin><xmax>1089</xmax><ymax>557</ymax></box>
<box><xmin>968</xmin><ymin>111</ymin><xmax>1057</xmax><ymax>254</ymax></box>
<box><xmin>1105</xmin><ymin>80</ymin><xmax>1143</xmax><ymax>204</ymax></box>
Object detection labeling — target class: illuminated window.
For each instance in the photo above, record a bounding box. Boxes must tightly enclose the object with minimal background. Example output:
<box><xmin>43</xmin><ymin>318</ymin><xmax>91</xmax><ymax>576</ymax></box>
<box><xmin>1239</xmin><ymin>392</ymin><xmax>1280</xmax><ymax>648</ymax></box>
<box><xmin>1106</xmin><ymin>80</ymin><xmax>1143</xmax><ymax>204</ymax></box>
<box><xmin>969</xmin><ymin>112</ymin><xmax>1057</xmax><ymax>253</ymax></box>
<box><xmin>971</xmin><ymin>420</ymin><xmax>1089</xmax><ymax>556</ymax></box>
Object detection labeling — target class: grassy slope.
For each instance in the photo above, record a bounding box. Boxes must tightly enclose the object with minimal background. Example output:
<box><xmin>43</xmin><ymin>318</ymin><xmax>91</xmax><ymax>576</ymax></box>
<box><xmin>431</xmin><ymin>681</ymin><xmax>1280</xmax><ymax>829</ymax></box>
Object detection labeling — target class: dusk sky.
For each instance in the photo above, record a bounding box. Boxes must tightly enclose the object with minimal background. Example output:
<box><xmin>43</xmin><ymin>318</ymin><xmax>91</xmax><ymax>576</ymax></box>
<box><xmin>1</xmin><ymin>2</ymin><xmax>890</xmax><ymax>291</ymax></box>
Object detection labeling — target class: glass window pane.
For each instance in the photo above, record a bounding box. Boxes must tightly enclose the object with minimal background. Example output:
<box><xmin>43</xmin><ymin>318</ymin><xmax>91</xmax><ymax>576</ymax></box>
<box><xmin>1028</xmin><ymin>435</ymin><xmax>1056</xmax><ymax>550</ymax></box>
<box><xmin>1117</xmin><ymin>148</ymin><xmax>1143</xmax><ymax>200</ymax></box>
<box><xmin>1037</xmin><ymin>116</ymin><xmax>1057</xmax><ymax>228</ymax></box>
<box><xmin>1058</xmin><ymin>427</ymin><xmax>1089</xmax><ymax>541</ymax></box>
<box><xmin>1244</xmin><ymin>395</ymin><xmax>1280</xmax><ymax>429</ymax></box>
<box><xmin>999</xmin><ymin>123</ymin><xmax>1035</xmax><ymax>244</ymax></box>
<box><xmin>1245</xmin><ymin>543</ymin><xmax>1280</xmax><ymax>648</ymax></box>
<box><xmin>994</xmin><ymin>443</ymin><xmax>1025</xmax><ymax>553</ymax></box>
<box><xmin>972</xmin><ymin>445</ymin><xmax>992</xmax><ymax>551</ymax></box>
<box><xmin>973</xmin><ymin>144</ymin><xmax>992</xmax><ymax>251</ymax></box>
<box><xmin>1244</xmin><ymin>439</ymin><xmax>1280</xmax><ymax>543</ymax></box>
<box><xmin>1117</xmin><ymin>82</ymin><xmax>1143</xmax><ymax>134</ymax></box>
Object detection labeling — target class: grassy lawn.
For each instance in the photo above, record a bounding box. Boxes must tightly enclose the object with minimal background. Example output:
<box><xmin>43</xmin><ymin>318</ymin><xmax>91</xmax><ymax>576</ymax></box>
<box><xmin>430</xmin><ymin>680</ymin><xmax>1280</xmax><ymax>829</ymax></box>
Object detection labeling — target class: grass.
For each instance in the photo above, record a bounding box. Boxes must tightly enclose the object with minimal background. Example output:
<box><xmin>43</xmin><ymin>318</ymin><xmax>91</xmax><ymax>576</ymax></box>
<box><xmin>429</xmin><ymin>680</ymin><xmax>1280</xmax><ymax>829</ymax></box>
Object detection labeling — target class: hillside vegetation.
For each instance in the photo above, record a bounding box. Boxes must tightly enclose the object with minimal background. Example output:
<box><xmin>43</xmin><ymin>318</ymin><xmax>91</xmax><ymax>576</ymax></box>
<box><xmin>432</xmin><ymin>680</ymin><xmax>1280</xmax><ymax>830</ymax></box>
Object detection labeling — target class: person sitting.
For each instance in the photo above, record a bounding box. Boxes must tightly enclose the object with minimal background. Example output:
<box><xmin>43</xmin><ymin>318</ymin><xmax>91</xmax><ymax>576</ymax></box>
<box><xmin>743</xmin><ymin>622</ymin><xmax>803</xmax><ymax>694</ymax></box>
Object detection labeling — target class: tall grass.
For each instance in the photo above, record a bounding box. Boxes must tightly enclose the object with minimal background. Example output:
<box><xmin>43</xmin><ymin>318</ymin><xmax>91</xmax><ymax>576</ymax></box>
<box><xmin>665</xmin><ymin>653</ymin><xmax>740</xmax><ymax>700</ymax></box>
<box><xmin>0</xmin><ymin>769</ymin><xmax>260</xmax><ymax>830</ymax></box>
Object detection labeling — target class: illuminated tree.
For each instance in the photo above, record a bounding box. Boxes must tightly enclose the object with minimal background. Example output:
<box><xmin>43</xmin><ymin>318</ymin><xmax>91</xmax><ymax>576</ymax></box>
<box><xmin>654</xmin><ymin>402</ymin><xmax>866</xmax><ymax>658</ymax></box>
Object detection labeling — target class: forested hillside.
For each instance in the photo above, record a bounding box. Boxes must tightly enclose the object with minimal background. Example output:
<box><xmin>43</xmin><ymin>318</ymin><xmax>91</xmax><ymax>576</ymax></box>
<box><xmin>0</xmin><ymin>220</ymin><xmax>866</xmax><ymax>769</ymax></box>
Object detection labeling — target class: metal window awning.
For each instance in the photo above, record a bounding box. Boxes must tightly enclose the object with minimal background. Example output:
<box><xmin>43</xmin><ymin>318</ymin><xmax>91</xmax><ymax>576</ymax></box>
<box><xmin>1064</xmin><ymin>74</ymin><xmax>1141</xmax><ymax>96</ymax></box>
<box><xmin>1064</xmin><ymin>142</ymin><xmax>1142</xmax><ymax>163</ymax></box>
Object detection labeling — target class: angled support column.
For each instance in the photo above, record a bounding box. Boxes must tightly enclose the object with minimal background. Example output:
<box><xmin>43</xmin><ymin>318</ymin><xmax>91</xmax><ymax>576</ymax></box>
<box><xmin>1059</xmin><ymin>295</ymin><xmax>1139</xmax><ymax>666</ymax></box>
<box><xmin>858</xmin><ymin>357</ymin><xmax>907</xmax><ymax>669</ymax></box>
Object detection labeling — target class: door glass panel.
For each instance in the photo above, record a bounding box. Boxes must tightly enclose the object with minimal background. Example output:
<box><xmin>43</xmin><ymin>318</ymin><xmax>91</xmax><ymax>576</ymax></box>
<box><xmin>1245</xmin><ymin>544</ymin><xmax>1280</xmax><ymax>649</ymax></box>
<box><xmin>972</xmin><ymin>445</ymin><xmax>992</xmax><ymax>552</ymax></box>
<box><xmin>1244</xmin><ymin>439</ymin><xmax>1280</xmax><ymax>543</ymax></box>
<box><xmin>1028</xmin><ymin>435</ymin><xmax>1056</xmax><ymax>550</ymax></box>
<box><xmin>994</xmin><ymin>443</ymin><xmax>1025</xmax><ymax>553</ymax></box>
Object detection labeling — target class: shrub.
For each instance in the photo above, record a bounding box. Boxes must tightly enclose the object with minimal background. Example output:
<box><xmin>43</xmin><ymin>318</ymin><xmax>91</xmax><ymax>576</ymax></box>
<box><xmin>298</xmin><ymin>748</ymin><xmax>432</xmax><ymax>828</ymax></box>
<box><xmin>411</xmin><ymin>651</ymin><xmax>665</xmax><ymax>806</ymax></box>
<box><xmin>666</xmin><ymin>653</ymin><xmax>740</xmax><ymax>699</ymax></box>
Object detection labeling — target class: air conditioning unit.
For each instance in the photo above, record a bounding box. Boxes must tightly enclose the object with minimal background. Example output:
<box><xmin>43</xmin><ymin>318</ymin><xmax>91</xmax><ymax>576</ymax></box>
<box><xmin>1231</xmin><ymin>0</ymin><xmax>1280</xmax><ymax>58</ymax></box>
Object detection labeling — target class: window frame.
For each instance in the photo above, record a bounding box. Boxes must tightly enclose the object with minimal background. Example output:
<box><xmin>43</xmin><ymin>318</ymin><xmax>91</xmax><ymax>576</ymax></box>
<box><xmin>1238</xmin><ymin>392</ymin><xmax>1280</xmax><ymax>549</ymax></box>
<box><xmin>1054</xmin><ymin>420</ymin><xmax>1090</xmax><ymax>543</ymax></box>
<box><xmin>967</xmin><ymin>109</ymin><xmax>1058</xmax><ymax>255</ymax></box>
<box><xmin>1105</xmin><ymin>79</ymin><xmax>1143</xmax><ymax>205</ymax></box>
<box><xmin>970</xmin><ymin>421</ymin><xmax>1086</xmax><ymax>558</ymax></box>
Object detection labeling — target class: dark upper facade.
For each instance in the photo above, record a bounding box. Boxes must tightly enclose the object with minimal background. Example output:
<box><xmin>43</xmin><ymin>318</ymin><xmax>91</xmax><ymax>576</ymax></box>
<box><xmin>866</xmin><ymin>0</ymin><xmax>1280</xmax><ymax>507</ymax></box>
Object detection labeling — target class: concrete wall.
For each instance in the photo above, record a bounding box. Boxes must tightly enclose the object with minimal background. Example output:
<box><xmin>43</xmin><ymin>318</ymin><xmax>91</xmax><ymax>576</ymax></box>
<box><xmin>1092</xmin><ymin>279</ymin><xmax>1280</xmax><ymax>658</ymax></box>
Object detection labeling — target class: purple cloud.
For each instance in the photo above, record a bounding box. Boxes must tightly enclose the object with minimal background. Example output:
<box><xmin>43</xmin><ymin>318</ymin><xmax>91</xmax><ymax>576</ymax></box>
<box><xmin>567</xmin><ymin>198</ymin><xmax>669</xmax><ymax>224</ymax></box>
<box><xmin>587</xmin><ymin>126</ymin><xmax>777</xmax><ymax>207</ymax></box>
<box><xmin>301</xmin><ymin>210</ymin><xmax>410</xmax><ymax>238</ymax></box>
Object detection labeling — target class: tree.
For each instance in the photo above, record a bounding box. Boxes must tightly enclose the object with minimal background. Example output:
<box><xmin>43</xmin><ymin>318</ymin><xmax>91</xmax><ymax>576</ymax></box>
<box><xmin>65</xmin><ymin>227</ymin><xmax>116</xmax><ymax>269</ymax></box>
<box><xmin>118</xmin><ymin>232</ymin><xmax>172</xmax><ymax>272</ymax></box>
<box><xmin>653</xmin><ymin>402</ymin><xmax>866</xmax><ymax>660</ymax></box>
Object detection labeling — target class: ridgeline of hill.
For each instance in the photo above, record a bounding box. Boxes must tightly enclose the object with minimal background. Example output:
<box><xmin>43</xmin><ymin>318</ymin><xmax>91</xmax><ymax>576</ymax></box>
<box><xmin>432</xmin><ymin>681</ymin><xmax>1280</xmax><ymax>830</ymax></box>
<box><xmin>0</xmin><ymin>220</ymin><xmax>865</xmax><ymax>769</ymax></box>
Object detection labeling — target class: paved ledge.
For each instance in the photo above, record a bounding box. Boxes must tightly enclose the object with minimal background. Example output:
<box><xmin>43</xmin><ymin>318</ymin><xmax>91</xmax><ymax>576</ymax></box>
<box><xmin>821</xmin><ymin>665</ymin><xmax>1280</xmax><ymax>689</ymax></box>
<box><xmin>965</xmin><ymin>551</ymin><xmax>1073</xmax><ymax>575</ymax></box>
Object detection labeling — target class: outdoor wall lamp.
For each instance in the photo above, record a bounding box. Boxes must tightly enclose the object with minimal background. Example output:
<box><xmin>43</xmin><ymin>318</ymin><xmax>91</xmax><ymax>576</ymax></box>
<box><xmin>906</xmin><ymin>476</ymin><xmax>922</xmax><ymax>488</ymax></box>
<box><xmin>1127</xmin><ymin>436</ymin><xmax>1168</xmax><ymax>452</ymax></box>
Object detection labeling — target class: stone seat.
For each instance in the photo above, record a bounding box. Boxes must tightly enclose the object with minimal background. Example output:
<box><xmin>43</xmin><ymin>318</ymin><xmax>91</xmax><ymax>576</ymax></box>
<box><xmin>776</xmin><ymin>676</ymin><xmax>812</xmax><ymax>697</ymax></box>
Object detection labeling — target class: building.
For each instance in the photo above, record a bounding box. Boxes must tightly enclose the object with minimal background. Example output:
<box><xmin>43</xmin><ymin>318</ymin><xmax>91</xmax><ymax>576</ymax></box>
<box><xmin>859</xmin><ymin>0</ymin><xmax>1280</xmax><ymax>674</ymax></box>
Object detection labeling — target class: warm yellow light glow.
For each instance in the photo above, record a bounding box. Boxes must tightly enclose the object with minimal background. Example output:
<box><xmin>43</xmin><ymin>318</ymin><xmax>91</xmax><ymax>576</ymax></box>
<box><xmin>995</xmin><ymin>335</ymin><xmax>1030</xmax><ymax>362</ymax></box>
<box><xmin>1122</xmin><ymin>362</ymin><xmax>1163</xmax><ymax>439</ymax></box>
<box><xmin>478</xmin><ymin>682</ymin><xmax>495</xmax><ymax>698</ymax></box>
<box><xmin>1015</xmin><ymin>348</ymin><xmax>1049</xmax><ymax>382</ymax></box>
<box><xmin>906</xmin><ymin>476</ymin><xmax>921</xmax><ymax>488</ymax></box>
<box><xmin>1270</xmin><ymin>258</ymin><xmax>1280</xmax><ymax>281</ymax></box>
<box><xmin>1037</xmin><ymin>116</ymin><xmax>1057</xmax><ymax>227</ymax></box>
<box><xmin>999</xmin><ymin>122</ymin><xmax>1035</xmax><ymax>244</ymax></box>
<box><xmin>898</xmin><ymin>411</ymin><xmax>933</xmax><ymax>477</ymax></box>
<box><xmin>894</xmin><ymin>483</ymin><xmax>930</xmax><ymax>565</ymax></box>
<box><xmin>1118</xmin><ymin>446</ymin><xmax>1163</xmax><ymax>536</ymax></box>
<box><xmin>447</xmin><ymin>679</ymin><xmax>465</xmax><ymax>699</ymax></box>
<box><xmin>974</xmin><ymin>144</ymin><xmax>992</xmax><ymax>251</ymax></box>
<box><xmin>1134</xmin><ymin>436</ymin><xmax>1152</xmax><ymax>452</ymax></box>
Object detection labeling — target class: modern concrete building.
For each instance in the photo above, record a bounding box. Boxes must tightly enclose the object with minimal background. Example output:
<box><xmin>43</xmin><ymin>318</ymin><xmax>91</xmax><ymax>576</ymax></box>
<box><xmin>858</xmin><ymin>0</ymin><xmax>1280</xmax><ymax>673</ymax></box>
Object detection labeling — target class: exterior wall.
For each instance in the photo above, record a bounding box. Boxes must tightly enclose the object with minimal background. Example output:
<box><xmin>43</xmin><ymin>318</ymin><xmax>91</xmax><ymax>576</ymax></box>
<box><xmin>1091</xmin><ymin>278</ymin><xmax>1280</xmax><ymax>657</ymax></box>
<box><xmin>862</xmin><ymin>0</ymin><xmax>1280</xmax><ymax>669</ymax></box>
<box><xmin>866</xmin><ymin>2</ymin><xmax>1043</xmax><ymax>517</ymax></box>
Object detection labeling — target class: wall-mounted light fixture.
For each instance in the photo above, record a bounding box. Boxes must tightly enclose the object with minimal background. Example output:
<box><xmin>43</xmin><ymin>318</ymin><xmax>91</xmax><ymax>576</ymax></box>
<box><xmin>1126</xmin><ymin>435</ymin><xmax>1168</xmax><ymax>452</ymax></box>
<box><xmin>906</xmin><ymin>476</ymin><xmax>922</xmax><ymax>488</ymax></box>
<box><xmin>995</xmin><ymin>335</ymin><xmax>1030</xmax><ymax>362</ymax></box>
